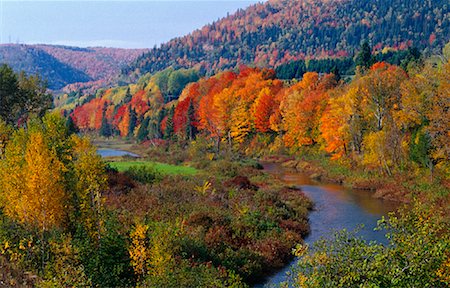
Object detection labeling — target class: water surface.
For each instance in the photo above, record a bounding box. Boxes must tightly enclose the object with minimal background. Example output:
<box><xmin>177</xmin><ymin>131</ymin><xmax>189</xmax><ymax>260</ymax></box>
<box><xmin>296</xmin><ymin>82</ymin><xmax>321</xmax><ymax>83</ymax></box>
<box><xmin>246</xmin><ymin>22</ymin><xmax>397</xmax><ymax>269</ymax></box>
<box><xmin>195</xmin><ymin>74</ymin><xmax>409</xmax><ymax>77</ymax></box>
<box><xmin>97</xmin><ymin>148</ymin><xmax>139</xmax><ymax>158</ymax></box>
<box><xmin>259</xmin><ymin>162</ymin><xmax>398</xmax><ymax>286</ymax></box>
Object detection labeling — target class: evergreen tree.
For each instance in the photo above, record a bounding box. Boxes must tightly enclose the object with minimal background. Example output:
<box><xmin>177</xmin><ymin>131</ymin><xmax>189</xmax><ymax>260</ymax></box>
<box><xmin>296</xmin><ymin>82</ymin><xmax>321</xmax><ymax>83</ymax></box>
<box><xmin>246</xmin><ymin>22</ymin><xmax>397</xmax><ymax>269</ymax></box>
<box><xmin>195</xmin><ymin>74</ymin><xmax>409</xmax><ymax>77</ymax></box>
<box><xmin>123</xmin><ymin>87</ymin><xmax>132</xmax><ymax>104</ymax></box>
<box><xmin>186</xmin><ymin>100</ymin><xmax>197</xmax><ymax>140</ymax></box>
<box><xmin>66</xmin><ymin>116</ymin><xmax>79</xmax><ymax>135</ymax></box>
<box><xmin>137</xmin><ymin>117</ymin><xmax>150</xmax><ymax>142</ymax></box>
<box><xmin>128</xmin><ymin>109</ymin><xmax>138</xmax><ymax>138</ymax></box>
<box><xmin>331</xmin><ymin>66</ymin><xmax>341</xmax><ymax>83</ymax></box>
<box><xmin>164</xmin><ymin>107</ymin><xmax>175</xmax><ymax>140</ymax></box>
<box><xmin>100</xmin><ymin>116</ymin><xmax>112</xmax><ymax>138</ymax></box>
<box><xmin>356</xmin><ymin>41</ymin><xmax>373</xmax><ymax>69</ymax></box>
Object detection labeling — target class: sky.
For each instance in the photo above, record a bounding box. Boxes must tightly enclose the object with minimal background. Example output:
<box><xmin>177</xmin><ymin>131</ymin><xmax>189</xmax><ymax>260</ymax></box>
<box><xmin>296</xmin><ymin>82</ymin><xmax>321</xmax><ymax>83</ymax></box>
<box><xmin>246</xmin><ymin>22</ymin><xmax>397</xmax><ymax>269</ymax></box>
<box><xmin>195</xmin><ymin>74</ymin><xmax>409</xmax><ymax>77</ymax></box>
<box><xmin>0</xmin><ymin>0</ymin><xmax>261</xmax><ymax>49</ymax></box>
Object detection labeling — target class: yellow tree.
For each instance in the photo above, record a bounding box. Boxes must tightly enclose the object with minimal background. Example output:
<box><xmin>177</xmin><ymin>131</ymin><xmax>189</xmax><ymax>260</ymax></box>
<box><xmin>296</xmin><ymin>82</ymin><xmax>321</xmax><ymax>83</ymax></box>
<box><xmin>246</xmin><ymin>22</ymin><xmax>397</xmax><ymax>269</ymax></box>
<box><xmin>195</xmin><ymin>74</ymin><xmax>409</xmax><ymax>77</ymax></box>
<box><xmin>129</xmin><ymin>223</ymin><xmax>150</xmax><ymax>280</ymax></box>
<box><xmin>320</xmin><ymin>87</ymin><xmax>352</xmax><ymax>159</ymax></box>
<box><xmin>71</xmin><ymin>135</ymin><xmax>108</xmax><ymax>240</ymax></box>
<box><xmin>0</xmin><ymin>119</ymin><xmax>12</xmax><ymax>159</ymax></box>
<box><xmin>230</xmin><ymin>99</ymin><xmax>252</xmax><ymax>143</ymax></box>
<box><xmin>0</xmin><ymin>131</ymin><xmax>66</xmax><ymax>231</ymax></box>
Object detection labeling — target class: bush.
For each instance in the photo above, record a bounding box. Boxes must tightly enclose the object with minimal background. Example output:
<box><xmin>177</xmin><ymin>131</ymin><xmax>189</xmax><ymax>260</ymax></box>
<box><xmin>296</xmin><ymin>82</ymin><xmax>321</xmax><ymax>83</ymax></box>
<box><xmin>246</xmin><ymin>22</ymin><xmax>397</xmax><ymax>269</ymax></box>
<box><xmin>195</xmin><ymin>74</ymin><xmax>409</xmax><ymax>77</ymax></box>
<box><xmin>290</xmin><ymin>202</ymin><xmax>450</xmax><ymax>287</ymax></box>
<box><xmin>124</xmin><ymin>165</ymin><xmax>162</xmax><ymax>184</ymax></box>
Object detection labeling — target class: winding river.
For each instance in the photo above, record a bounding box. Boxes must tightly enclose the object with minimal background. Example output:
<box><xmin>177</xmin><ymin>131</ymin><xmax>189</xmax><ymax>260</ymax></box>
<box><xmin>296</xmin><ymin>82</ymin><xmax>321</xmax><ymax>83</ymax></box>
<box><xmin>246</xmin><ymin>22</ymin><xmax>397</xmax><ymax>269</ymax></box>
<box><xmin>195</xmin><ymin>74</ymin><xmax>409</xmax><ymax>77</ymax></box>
<box><xmin>258</xmin><ymin>162</ymin><xmax>399</xmax><ymax>287</ymax></box>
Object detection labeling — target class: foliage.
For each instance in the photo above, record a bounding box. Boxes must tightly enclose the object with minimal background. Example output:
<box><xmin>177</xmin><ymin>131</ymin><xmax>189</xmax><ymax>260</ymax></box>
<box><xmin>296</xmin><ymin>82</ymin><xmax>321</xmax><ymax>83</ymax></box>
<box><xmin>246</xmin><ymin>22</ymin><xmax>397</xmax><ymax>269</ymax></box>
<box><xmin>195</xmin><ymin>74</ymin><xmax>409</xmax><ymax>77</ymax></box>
<box><xmin>0</xmin><ymin>64</ymin><xmax>52</xmax><ymax>126</ymax></box>
<box><xmin>290</xmin><ymin>202</ymin><xmax>450</xmax><ymax>287</ymax></box>
<box><xmin>123</xmin><ymin>0</ymin><xmax>449</xmax><ymax>78</ymax></box>
<box><xmin>124</xmin><ymin>165</ymin><xmax>162</xmax><ymax>184</ymax></box>
<box><xmin>108</xmin><ymin>161</ymin><xmax>198</xmax><ymax>176</ymax></box>
<box><xmin>105</xmin><ymin>156</ymin><xmax>312</xmax><ymax>285</ymax></box>
<box><xmin>0</xmin><ymin>44</ymin><xmax>147</xmax><ymax>90</ymax></box>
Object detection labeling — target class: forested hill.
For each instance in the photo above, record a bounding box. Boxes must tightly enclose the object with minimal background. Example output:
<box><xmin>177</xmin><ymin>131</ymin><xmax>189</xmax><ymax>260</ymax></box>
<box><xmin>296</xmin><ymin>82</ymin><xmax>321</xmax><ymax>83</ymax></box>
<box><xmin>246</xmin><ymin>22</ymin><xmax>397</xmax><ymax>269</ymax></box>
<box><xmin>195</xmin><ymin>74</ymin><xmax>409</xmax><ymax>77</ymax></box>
<box><xmin>0</xmin><ymin>44</ymin><xmax>147</xmax><ymax>90</ymax></box>
<box><xmin>122</xmin><ymin>0</ymin><xmax>450</xmax><ymax>79</ymax></box>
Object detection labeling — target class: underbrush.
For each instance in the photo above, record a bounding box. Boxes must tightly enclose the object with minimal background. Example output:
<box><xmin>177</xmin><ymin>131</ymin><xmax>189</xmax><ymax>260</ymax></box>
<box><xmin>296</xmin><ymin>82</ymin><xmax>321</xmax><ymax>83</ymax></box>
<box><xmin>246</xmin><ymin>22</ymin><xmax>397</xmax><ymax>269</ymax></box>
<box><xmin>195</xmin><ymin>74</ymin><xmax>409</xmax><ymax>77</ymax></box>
<box><xmin>104</xmin><ymin>152</ymin><xmax>313</xmax><ymax>285</ymax></box>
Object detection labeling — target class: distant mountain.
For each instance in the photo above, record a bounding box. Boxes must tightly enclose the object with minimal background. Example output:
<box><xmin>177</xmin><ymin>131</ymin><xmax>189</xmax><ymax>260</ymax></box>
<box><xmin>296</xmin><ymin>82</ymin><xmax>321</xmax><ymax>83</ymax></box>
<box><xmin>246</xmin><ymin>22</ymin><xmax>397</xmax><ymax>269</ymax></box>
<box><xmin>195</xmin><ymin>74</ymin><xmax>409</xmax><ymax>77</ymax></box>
<box><xmin>122</xmin><ymin>0</ymin><xmax>450</xmax><ymax>78</ymax></box>
<box><xmin>0</xmin><ymin>44</ymin><xmax>147</xmax><ymax>90</ymax></box>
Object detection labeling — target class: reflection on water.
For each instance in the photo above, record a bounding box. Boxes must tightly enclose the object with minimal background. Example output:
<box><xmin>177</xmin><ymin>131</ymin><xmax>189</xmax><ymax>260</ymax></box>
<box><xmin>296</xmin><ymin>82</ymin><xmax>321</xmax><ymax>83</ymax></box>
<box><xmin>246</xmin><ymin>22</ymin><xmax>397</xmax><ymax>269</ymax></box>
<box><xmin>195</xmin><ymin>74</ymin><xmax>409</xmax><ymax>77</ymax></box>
<box><xmin>258</xmin><ymin>162</ymin><xmax>399</xmax><ymax>287</ymax></box>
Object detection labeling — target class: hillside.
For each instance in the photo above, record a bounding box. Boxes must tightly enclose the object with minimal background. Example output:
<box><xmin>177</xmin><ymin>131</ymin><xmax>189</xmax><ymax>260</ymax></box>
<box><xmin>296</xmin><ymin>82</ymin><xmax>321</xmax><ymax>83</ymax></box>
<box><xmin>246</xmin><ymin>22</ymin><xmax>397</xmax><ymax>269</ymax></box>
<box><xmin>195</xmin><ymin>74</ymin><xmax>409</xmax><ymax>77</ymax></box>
<box><xmin>0</xmin><ymin>44</ymin><xmax>147</xmax><ymax>90</ymax></box>
<box><xmin>122</xmin><ymin>0</ymin><xmax>450</xmax><ymax>79</ymax></box>
<box><xmin>0</xmin><ymin>44</ymin><xmax>91</xmax><ymax>90</ymax></box>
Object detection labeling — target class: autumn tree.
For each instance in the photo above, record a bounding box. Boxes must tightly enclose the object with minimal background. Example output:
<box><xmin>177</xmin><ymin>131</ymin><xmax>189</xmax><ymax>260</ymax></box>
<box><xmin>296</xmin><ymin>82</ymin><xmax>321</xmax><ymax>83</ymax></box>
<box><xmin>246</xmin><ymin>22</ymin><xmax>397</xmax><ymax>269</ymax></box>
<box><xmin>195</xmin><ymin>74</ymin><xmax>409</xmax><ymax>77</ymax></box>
<box><xmin>71</xmin><ymin>136</ymin><xmax>108</xmax><ymax>241</ymax></box>
<box><xmin>281</xmin><ymin>72</ymin><xmax>331</xmax><ymax>148</ymax></box>
<box><xmin>0</xmin><ymin>130</ymin><xmax>66</xmax><ymax>231</ymax></box>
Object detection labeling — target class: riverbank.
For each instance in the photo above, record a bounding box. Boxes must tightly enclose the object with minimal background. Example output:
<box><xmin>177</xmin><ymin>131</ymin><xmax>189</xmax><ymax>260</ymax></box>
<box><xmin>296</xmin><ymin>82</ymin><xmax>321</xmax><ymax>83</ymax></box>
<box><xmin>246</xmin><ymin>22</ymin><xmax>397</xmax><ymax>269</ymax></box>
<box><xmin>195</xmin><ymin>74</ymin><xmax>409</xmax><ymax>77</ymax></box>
<box><xmin>259</xmin><ymin>162</ymin><xmax>399</xmax><ymax>286</ymax></box>
<box><xmin>261</xmin><ymin>154</ymin><xmax>449</xmax><ymax>204</ymax></box>
<box><xmin>94</xmin><ymin>145</ymin><xmax>314</xmax><ymax>286</ymax></box>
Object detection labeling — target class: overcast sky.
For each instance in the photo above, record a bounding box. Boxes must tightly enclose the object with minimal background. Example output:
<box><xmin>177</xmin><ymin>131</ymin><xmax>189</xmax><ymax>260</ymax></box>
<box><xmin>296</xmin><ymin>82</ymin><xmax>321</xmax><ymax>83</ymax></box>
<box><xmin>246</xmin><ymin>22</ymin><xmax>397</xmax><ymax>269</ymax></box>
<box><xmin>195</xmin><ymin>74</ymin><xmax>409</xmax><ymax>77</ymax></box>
<box><xmin>0</xmin><ymin>0</ymin><xmax>261</xmax><ymax>48</ymax></box>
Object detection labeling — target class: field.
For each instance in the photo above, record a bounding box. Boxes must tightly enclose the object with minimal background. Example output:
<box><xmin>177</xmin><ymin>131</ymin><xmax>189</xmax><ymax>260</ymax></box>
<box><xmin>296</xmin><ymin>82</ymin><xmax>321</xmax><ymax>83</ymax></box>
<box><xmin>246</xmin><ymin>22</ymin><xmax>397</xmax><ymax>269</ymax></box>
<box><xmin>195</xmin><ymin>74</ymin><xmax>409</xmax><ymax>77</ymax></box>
<box><xmin>107</xmin><ymin>160</ymin><xmax>198</xmax><ymax>175</ymax></box>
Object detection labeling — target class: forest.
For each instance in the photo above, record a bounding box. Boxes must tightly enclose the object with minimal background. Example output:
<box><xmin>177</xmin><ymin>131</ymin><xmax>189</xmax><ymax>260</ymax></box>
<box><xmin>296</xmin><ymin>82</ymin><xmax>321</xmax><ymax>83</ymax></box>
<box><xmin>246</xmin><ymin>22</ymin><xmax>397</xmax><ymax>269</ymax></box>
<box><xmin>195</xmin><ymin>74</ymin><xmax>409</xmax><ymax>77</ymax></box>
<box><xmin>0</xmin><ymin>0</ymin><xmax>449</xmax><ymax>284</ymax></box>
<box><xmin>123</xmin><ymin>0</ymin><xmax>450</xmax><ymax>80</ymax></box>
<box><xmin>9</xmin><ymin>43</ymin><xmax>442</xmax><ymax>286</ymax></box>
<box><xmin>0</xmin><ymin>44</ymin><xmax>147</xmax><ymax>90</ymax></box>
<box><xmin>69</xmin><ymin>44</ymin><xmax>449</xmax><ymax>182</ymax></box>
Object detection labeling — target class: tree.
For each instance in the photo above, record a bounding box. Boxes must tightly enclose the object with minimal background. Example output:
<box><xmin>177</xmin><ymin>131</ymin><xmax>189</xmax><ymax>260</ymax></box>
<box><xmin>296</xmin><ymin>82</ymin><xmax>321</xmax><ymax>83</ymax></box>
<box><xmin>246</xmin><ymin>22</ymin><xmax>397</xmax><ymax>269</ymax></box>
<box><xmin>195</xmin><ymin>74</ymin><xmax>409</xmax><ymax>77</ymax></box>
<box><xmin>123</xmin><ymin>87</ymin><xmax>132</xmax><ymax>104</ymax></box>
<box><xmin>355</xmin><ymin>41</ymin><xmax>373</xmax><ymax>70</ymax></box>
<box><xmin>253</xmin><ymin>88</ymin><xmax>276</xmax><ymax>133</ymax></box>
<box><xmin>0</xmin><ymin>65</ymin><xmax>52</xmax><ymax>126</ymax></box>
<box><xmin>100</xmin><ymin>116</ymin><xmax>112</xmax><ymax>138</ymax></box>
<box><xmin>0</xmin><ymin>130</ymin><xmax>66</xmax><ymax>232</ymax></box>
<box><xmin>137</xmin><ymin>117</ymin><xmax>150</xmax><ymax>142</ymax></box>
<box><xmin>0</xmin><ymin>120</ymin><xmax>13</xmax><ymax>159</ymax></box>
<box><xmin>0</xmin><ymin>64</ymin><xmax>20</xmax><ymax>124</ymax></box>
<box><xmin>281</xmin><ymin>72</ymin><xmax>330</xmax><ymax>148</ymax></box>
<box><xmin>66</xmin><ymin>116</ymin><xmax>79</xmax><ymax>135</ymax></box>
<box><xmin>128</xmin><ymin>109</ymin><xmax>138</xmax><ymax>138</ymax></box>
<box><xmin>186</xmin><ymin>99</ymin><xmax>197</xmax><ymax>140</ymax></box>
<box><xmin>164</xmin><ymin>106</ymin><xmax>175</xmax><ymax>140</ymax></box>
<box><xmin>17</xmin><ymin>71</ymin><xmax>53</xmax><ymax>121</ymax></box>
<box><xmin>71</xmin><ymin>136</ymin><xmax>107</xmax><ymax>241</ymax></box>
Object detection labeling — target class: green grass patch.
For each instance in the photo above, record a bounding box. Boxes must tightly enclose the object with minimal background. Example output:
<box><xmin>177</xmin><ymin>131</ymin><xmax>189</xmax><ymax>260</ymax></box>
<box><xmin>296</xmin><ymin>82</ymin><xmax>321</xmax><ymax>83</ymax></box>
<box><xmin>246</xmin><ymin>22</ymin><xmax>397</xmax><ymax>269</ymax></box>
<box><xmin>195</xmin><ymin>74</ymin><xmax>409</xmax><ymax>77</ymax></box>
<box><xmin>108</xmin><ymin>161</ymin><xmax>198</xmax><ymax>176</ymax></box>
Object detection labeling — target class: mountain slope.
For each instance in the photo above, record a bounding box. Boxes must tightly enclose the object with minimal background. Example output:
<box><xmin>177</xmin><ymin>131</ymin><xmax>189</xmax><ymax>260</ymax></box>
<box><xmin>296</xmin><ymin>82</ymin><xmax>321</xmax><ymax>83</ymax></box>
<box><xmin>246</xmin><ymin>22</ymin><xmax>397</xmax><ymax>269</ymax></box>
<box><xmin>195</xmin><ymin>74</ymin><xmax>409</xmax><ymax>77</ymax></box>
<box><xmin>0</xmin><ymin>44</ymin><xmax>91</xmax><ymax>90</ymax></box>
<box><xmin>0</xmin><ymin>44</ymin><xmax>147</xmax><ymax>90</ymax></box>
<box><xmin>123</xmin><ymin>0</ymin><xmax>450</xmax><ymax>78</ymax></box>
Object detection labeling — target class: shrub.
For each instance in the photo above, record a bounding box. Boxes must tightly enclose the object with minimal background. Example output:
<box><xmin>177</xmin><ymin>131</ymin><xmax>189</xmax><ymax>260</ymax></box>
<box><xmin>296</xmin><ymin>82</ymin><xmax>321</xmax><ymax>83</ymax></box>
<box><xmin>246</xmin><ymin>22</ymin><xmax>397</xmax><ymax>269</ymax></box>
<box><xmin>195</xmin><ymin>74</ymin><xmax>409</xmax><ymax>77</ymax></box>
<box><xmin>124</xmin><ymin>165</ymin><xmax>162</xmax><ymax>184</ymax></box>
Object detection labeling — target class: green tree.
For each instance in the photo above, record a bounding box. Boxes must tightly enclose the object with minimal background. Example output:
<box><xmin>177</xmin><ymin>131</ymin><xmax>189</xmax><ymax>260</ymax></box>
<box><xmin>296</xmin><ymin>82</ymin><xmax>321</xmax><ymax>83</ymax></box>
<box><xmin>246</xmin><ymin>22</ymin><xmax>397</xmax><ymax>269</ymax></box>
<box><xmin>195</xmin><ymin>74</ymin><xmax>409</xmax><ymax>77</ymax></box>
<box><xmin>355</xmin><ymin>41</ymin><xmax>373</xmax><ymax>70</ymax></box>
<box><xmin>17</xmin><ymin>71</ymin><xmax>52</xmax><ymax>120</ymax></box>
<box><xmin>128</xmin><ymin>108</ymin><xmax>138</xmax><ymax>138</ymax></box>
<box><xmin>186</xmin><ymin>100</ymin><xmax>197</xmax><ymax>140</ymax></box>
<box><xmin>164</xmin><ymin>107</ymin><xmax>175</xmax><ymax>140</ymax></box>
<box><xmin>123</xmin><ymin>87</ymin><xmax>132</xmax><ymax>103</ymax></box>
<box><xmin>137</xmin><ymin>117</ymin><xmax>150</xmax><ymax>142</ymax></box>
<box><xmin>0</xmin><ymin>65</ymin><xmax>52</xmax><ymax>125</ymax></box>
<box><xmin>0</xmin><ymin>64</ymin><xmax>20</xmax><ymax>124</ymax></box>
<box><xmin>66</xmin><ymin>116</ymin><xmax>79</xmax><ymax>135</ymax></box>
<box><xmin>100</xmin><ymin>116</ymin><xmax>112</xmax><ymax>137</ymax></box>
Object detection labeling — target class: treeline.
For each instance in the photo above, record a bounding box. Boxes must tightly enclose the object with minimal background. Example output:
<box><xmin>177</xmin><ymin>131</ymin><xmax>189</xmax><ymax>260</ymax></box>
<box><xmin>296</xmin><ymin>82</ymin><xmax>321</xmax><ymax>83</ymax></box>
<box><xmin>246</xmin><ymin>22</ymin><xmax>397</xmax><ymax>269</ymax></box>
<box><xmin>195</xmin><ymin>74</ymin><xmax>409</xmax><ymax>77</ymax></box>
<box><xmin>66</xmin><ymin>67</ymin><xmax>200</xmax><ymax>139</ymax></box>
<box><xmin>70</xmin><ymin>45</ymin><xmax>449</xmax><ymax>177</ymax></box>
<box><xmin>123</xmin><ymin>0</ymin><xmax>449</xmax><ymax>79</ymax></box>
<box><xmin>0</xmin><ymin>44</ymin><xmax>147</xmax><ymax>90</ymax></box>
<box><xmin>275</xmin><ymin>46</ymin><xmax>422</xmax><ymax>80</ymax></box>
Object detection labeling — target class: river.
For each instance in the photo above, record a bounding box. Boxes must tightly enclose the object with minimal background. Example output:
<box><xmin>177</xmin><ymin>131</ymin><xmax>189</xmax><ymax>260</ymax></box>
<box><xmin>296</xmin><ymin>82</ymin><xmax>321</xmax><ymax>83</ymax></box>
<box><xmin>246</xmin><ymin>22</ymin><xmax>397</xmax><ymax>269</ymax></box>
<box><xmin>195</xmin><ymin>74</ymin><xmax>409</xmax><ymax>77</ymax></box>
<box><xmin>97</xmin><ymin>148</ymin><xmax>140</xmax><ymax>158</ymax></box>
<box><xmin>258</xmin><ymin>162</ymin><xmax>399</xmax><ymax>287</ymax></box>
